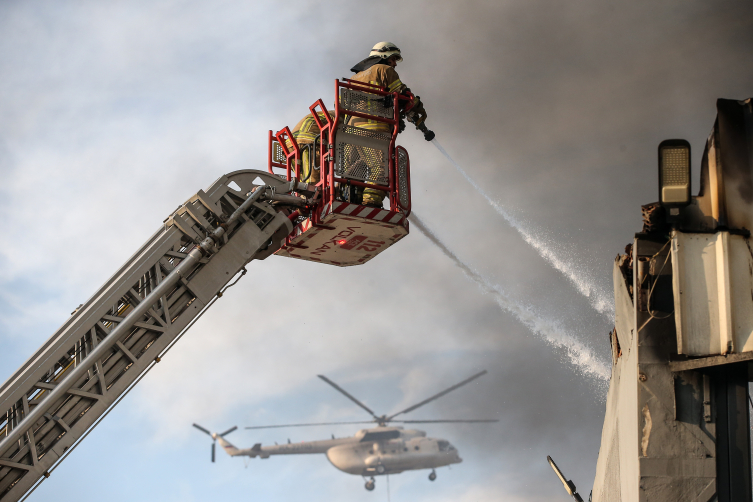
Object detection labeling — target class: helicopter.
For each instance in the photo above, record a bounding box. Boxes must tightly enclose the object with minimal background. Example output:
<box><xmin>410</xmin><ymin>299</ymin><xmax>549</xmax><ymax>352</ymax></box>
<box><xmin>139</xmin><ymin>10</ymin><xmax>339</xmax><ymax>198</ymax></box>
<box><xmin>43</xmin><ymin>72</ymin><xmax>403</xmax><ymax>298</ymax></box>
<box><xmin>193</xmin><ymin>370</ymin><xmax>498</xmax><ymax>491</ymax></box>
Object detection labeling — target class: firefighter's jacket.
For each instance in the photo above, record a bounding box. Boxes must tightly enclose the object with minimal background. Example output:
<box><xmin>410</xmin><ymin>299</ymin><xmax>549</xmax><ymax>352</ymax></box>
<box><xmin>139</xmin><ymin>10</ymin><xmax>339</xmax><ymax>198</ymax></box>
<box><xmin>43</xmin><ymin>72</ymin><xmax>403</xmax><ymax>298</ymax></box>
<box><xmin>286</xmin><ymin>111</ymin><xmax>334</xmax><ymax>184</ymax></box>
<box><xmin>348</xmin><ymin>64</ymin><xmax>406</xmax><ymax>132</ymax></box>
<box><xmin>291</xmin><ymin>111</ymin><xmax>334</xmax><ymax>144</ymax></box>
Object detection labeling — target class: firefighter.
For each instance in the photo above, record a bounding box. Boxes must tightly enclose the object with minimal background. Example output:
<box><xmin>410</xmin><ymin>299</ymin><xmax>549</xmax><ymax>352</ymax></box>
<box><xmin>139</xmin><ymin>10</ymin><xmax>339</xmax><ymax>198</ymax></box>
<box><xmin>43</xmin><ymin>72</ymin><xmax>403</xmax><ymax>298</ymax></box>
<box><xmin>347</xmin><ymin>41</ymin><xmax>432</xmax><ymax>207</ymax></box>
<box><xmin>287</xmin><ymin>111</ymin><xmax>335</xmax><ymax>185</ymax></box>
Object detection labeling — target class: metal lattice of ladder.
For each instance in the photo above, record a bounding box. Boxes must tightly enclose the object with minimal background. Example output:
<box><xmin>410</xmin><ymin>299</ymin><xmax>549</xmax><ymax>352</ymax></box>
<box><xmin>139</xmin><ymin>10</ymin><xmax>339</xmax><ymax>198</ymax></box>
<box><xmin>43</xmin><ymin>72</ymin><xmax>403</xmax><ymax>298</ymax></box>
<box><xmin>0</xmin><ymin>170</ymin><xmax>295</xmax><ymax>501</ymax></box>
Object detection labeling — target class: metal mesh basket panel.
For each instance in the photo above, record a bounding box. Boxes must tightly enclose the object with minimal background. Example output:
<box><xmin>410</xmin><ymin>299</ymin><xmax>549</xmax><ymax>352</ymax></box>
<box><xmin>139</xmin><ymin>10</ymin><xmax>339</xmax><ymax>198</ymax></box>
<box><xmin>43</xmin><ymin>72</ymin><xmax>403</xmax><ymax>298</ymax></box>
<box><xmin>340</xmin><ymin>88</ymin><xmax>394</xmax><ymax>119</ymax></box>
<box><xmin>397</xmin><ymin>148</ymin><xmax>409</xmax><ymax>209</ymax></box>
<box><xmin>339</xmin><ymin>125</ymin><xmax>391</xmax><ymax>142</ymax></box>
<box><xmin>272</xmin><ymin>141</ymin><xmax>287</xmax><ymax>164</ymax></box>
<box><xmin>334</xmin><ymin>125</ymin><xmax>391</xmax><ymax>186</ymax></box>
<box><xmin>335</xmin><ymin>143</ymin><xmax>388</xmax><ymax>186</ymax></box>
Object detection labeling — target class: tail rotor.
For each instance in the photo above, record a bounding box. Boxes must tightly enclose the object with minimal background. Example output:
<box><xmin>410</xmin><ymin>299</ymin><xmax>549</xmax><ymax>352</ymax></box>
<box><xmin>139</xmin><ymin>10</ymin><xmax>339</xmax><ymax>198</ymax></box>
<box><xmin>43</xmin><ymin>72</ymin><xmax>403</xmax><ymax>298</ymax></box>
<box><xmin>193</xmin><ymin>424</ymin><xmax>237</xmax><ymax>463</ymax></box>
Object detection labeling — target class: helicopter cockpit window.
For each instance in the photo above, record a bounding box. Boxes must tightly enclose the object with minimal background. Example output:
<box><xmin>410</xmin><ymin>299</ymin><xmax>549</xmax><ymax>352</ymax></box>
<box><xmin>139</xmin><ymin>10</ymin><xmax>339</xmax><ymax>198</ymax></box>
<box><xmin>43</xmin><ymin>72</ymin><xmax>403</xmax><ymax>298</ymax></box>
<box><xmin>438</xmin><ymin>440</ymin><xmax>450</xmax><ymax>451</ymax></box>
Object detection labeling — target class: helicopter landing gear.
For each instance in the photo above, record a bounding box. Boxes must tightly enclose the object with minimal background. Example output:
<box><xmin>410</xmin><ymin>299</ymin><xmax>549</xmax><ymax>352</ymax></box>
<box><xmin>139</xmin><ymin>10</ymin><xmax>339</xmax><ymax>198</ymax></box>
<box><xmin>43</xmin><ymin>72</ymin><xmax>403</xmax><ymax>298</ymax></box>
<box><xmin>364</xmin><ymin>477</ymin><xmax>375</xmax><ymax>491</ymax></box>
<box><xmin>428</xmin><ymin>469</ymin><xmax>437</xmax><ymax>481</ymax></box>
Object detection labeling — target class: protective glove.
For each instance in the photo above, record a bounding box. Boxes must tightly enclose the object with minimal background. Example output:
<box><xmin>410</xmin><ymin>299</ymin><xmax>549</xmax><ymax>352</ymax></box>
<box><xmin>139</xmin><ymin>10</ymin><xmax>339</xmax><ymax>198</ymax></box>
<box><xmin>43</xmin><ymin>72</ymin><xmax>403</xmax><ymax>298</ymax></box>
<box><xmin>407</xmin><ymin>98</ymin><xmax>428</xmax><ymax>127</ymax></box>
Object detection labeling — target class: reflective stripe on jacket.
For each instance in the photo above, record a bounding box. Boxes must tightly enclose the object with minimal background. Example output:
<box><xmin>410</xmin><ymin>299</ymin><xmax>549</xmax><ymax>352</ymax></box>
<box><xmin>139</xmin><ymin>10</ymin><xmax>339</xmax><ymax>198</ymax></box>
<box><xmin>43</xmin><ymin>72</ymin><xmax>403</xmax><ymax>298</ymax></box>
<box><xmin>290</xmin><ymin>112</ymin><xmax>334</xmax><ymax>145</ymax></box>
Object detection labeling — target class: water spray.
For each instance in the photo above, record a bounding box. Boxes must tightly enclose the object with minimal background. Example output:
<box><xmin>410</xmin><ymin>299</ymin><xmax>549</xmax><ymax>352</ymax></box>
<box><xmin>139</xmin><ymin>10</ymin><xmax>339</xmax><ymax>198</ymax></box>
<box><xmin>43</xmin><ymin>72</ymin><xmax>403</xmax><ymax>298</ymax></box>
<box><xmin>430</xmin><ymin>138</ymin><xmax>614</xmax><ymax>318</ymax></box>
<box><xmin>409</xmin><ymin>213</ymin><xmax>610</xmax><ymax>391</ymax></box>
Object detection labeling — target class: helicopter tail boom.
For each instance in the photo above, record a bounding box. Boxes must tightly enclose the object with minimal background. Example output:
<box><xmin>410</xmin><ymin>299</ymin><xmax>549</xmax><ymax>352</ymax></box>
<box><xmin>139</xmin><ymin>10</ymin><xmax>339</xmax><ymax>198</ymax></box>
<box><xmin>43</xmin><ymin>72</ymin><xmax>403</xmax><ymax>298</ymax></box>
<box><xmin>215</xmin><ymin>435</ymin><xmax>242</xmax><ymax>457</ymax></box>
<box><xmin>246</xmin><ymin>443</ymin><xmax>267</xmax><ymax>458</ymax></box>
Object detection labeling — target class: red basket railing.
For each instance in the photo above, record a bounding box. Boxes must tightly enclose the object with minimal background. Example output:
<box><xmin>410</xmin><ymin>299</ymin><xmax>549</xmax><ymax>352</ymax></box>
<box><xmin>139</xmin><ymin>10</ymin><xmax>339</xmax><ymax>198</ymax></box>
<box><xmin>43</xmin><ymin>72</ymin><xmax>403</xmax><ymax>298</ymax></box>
<box><xmin>268</xmin><ymin>79</ymin><xmax>414</xmax><ymax>222</ymax></box>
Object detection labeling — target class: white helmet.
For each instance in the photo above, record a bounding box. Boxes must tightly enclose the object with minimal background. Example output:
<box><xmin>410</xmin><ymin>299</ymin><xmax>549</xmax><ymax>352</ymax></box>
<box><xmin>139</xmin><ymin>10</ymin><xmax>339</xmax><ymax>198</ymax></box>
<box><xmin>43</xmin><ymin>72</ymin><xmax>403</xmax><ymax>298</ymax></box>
<box><xmin>369</xmin><ymin>41</ymin><xmax>403</xmax><ymax>62</ymax></box>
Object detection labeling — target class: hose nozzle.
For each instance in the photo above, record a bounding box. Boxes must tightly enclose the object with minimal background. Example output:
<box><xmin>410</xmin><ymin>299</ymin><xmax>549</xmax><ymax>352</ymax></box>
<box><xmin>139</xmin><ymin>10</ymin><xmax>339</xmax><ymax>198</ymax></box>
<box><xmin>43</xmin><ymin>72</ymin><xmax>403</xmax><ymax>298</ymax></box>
<box><xmin>417</xmin><ymin>123</ymin><xmax>435</xmax><ymax>142</ymax></box>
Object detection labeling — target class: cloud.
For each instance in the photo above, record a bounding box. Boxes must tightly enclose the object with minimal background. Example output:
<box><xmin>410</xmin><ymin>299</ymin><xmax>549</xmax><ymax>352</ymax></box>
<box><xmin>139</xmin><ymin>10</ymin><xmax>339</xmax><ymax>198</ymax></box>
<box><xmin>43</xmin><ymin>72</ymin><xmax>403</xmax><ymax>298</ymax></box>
<box><xmin>1</xmin><ymin>0</ymin><xmax>752</xmax><ymax>501</ymax></box>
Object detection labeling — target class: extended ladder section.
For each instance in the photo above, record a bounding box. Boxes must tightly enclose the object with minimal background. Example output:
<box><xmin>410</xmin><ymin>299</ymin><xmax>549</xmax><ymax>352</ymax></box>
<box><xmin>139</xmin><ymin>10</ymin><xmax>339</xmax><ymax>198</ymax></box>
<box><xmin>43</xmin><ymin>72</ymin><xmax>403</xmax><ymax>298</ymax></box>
<box><xmin>0</xmin><ymin>170</ymin><xmax>307</xmax><ymax>501</ymax></box>
<box><xmin>0</xmin><ymin>78</ymin><xmax>417</xmax><ymax>502</ymax></box>
<box><xmin>270</xmin><ymin>79</ymin><xmax>414</xmax><ymax>266</ymax></box>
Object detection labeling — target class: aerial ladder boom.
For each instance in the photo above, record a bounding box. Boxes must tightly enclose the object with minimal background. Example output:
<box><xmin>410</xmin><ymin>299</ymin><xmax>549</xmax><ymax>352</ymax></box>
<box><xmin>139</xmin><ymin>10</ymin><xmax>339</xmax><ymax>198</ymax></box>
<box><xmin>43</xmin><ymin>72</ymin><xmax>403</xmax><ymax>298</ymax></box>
<box><xmin>0</xmin><ymin>78</ymin><xmax>414</xmax><ymax>501</ymax></box>
<box><xmin>0</xmin><ymin>170</ymin><xmax>300</xmax><ymax>500</ymax></box>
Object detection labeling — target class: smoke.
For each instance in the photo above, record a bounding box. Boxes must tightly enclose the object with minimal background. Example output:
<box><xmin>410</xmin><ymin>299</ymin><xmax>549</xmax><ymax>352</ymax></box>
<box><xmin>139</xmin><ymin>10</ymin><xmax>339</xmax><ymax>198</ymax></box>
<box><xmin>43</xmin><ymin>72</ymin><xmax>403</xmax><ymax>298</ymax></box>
<box><xmin>431</xmin><ymin>139</ymin><xmax>614</xmax><ymax>318</ymax></box>
<box><xmin>409</xmin><ymin>212</ymin><xmax>610</xmax><ymax>392</ymax></box>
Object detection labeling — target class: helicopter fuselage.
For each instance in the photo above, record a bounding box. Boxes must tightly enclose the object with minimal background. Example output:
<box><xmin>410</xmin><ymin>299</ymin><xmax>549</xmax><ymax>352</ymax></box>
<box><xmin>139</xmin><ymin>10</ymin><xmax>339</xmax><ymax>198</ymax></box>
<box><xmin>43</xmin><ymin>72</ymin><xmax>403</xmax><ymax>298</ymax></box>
<box><xmin>201</xmin><ymin>371</ymin><xmax>494</xmax><ymax>490</ymax></box>
<box><xmin>223</xmin><ymin>426</ymin><xmax>462</xmax><ymax>476</ymax></box>
<box><xmin>326</xmin><ymin>430</ymin><xmax>462</xmax><ymax>476</ymax></box>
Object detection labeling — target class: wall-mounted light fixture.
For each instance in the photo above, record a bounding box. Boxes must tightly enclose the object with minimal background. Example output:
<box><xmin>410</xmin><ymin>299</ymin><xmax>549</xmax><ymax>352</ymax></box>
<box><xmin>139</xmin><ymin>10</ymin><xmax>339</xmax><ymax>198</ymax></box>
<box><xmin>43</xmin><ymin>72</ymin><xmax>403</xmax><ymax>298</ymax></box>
<box><xmin>658</xmin><ymin>139</ymin><xmax>691</xmax><ymax>207</ymax></box>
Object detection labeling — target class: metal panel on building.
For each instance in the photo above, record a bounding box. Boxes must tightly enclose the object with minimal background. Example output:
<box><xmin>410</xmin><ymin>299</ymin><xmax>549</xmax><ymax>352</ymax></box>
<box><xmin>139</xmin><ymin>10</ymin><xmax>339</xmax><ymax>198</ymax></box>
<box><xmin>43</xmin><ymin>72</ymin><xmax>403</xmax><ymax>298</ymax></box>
<box><xmin>671</xmin><ymin>230</ymin><xmax>753</xmax><ymax>356</ymax></box>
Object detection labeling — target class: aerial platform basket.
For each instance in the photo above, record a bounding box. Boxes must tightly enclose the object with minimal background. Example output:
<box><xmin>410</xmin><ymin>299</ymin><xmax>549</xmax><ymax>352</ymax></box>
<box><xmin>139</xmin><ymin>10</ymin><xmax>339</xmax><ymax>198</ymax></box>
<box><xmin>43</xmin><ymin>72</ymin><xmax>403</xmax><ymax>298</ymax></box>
<box><xmin>275</xmin><ymin>201</ymin><xmax>408</xmax><ymax>266</ymax></box>
<box><xmin>268</xmin><ymin>78</ymin><xmax>414</xmax><ymax>266</ymax></box>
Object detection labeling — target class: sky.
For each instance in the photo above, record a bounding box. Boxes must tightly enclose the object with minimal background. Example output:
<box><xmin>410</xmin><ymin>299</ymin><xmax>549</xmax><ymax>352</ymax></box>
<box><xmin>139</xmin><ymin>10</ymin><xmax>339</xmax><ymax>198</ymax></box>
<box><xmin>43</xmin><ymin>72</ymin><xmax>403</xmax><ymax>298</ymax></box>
<box><xmin>0</xmin><ymin>1</ymin><xmax>752</xmax><ymax>501</ymax></box>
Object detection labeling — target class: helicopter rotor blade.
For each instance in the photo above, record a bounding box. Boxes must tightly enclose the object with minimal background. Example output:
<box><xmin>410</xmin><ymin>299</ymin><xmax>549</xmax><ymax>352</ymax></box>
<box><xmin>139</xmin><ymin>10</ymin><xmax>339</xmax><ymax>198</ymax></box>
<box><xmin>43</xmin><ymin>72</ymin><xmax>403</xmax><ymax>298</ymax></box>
<box><xmin>211</xmin><ymin>442</ymin><xmax>215</xmax><ymax>463</ymax></box>
<box><xmin>192</xmin><ymin>423</ymin><xmax>213</xmax><ymax>436</ymax></box>
<box><xmin>385</xmin><ymin>370</ymin><xmax>488</xmax><ymax>421</ymax></box>
<box><xmin>245</xmin><ymin>421</ymin><xmax>376</xmax><ymax>430</ymax></box>
<box><xmin>219</xmin><ymin>426</ymin><xmax>238</xmax><ymax>437</ymax></box>
<box><xmin>392</xmin><ymin>419</ymin><xmax>499</xmax><ymax>424</ymax></box>
<box><xmin>317</xmin><ymin>375</ymin><xmax>379</xmax><ymax>420</ymax></box>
